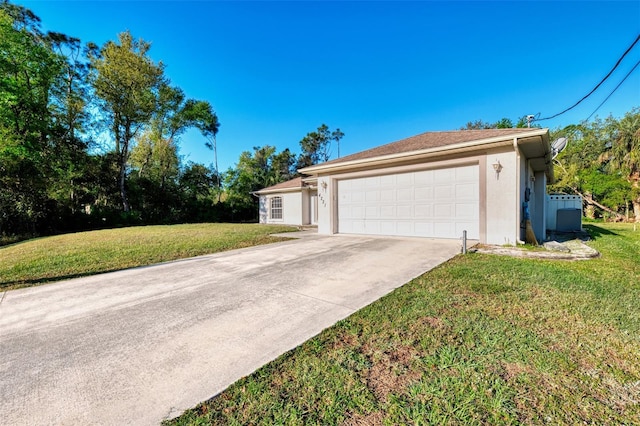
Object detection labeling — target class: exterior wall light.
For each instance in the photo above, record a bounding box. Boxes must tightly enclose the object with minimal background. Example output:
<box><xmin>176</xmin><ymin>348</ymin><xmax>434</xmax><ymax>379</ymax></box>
<box><xmin>492</xmin><ymin>160</ymin><xmax>503</xmax><ymax>179</ymax></box>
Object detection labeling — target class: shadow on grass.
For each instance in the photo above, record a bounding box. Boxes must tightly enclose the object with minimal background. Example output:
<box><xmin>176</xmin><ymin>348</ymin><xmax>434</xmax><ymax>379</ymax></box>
<box><xmin>583</xmin><ymin>224</ymin><xmax>619</xmax><ymax>240</ymax></box>
<box><xmin>0</xmin><ymin>269</ymin><xmax>121</xmax><ymax>292</ymax></box>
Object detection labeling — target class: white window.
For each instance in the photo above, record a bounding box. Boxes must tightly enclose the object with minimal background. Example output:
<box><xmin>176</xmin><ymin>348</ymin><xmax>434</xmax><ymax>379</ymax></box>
<box><xmin>270</xmin><ymin>196</ymin><xmax>283</xmax><ymax>220</ymax></box>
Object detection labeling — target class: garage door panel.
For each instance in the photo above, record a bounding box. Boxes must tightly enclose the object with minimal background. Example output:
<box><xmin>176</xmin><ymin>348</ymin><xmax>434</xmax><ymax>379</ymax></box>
<box><xmin>434</xmin><ymin>168</ymin><xmax>454</xmax><ymax>183</ymax></box>
<box><xmin>456</xmin><ymin>202</ymin><xmax>477</xmax><ymax>218</ymax></box>
<box><xmin>380</xmin><ymin>221</ymin><xmax>397</xmax><ymax>234</ymax></box>
<box><xmin>365</xmin><ymin>206</ymin><xmax>379</xmax><ymax>218</ymax></box>
<box><xmin>398</xmin><ymin>188</ymin><xmax>413</xmax><ymax>201</ymax></box>
<box><xmin>434</xmin><ymin>203</ymin><xmax>453</xmax><ymax>217</ymax></box>
<box><xmin>365</xmin><ymin>191</ymin><xmax>379</xmax><ymax>202</ymax></box>
<box><xmin>433</xmin><ymin>222</ymin><xmax>455</xmax><ymax>238</ymax></box>
<box><xmin>366</xmin><ymin>221</ymin><xmax>381</xmax><ymax>234</ymax></box>
<box><xmin>380</xmin><ymin>189</ymin><xmax>395</xmax><ymax>201</ymax></box>
<box><xmin>363</xmin><ymin>177</ymin><xmax>379</xmax><ymax>188</ymax></box>
<box><xmin>414</xmin><ymin>172</ymin><xmax>433</xmax><ymax>185</ymax></box>
<box><xmin>397</xmin><ymin>205</ymin><xmax>412</xmax><ymax>218</ymax></box>
<box><xmin>456</xmin><ymin>183</ymin><xmax>476</xmax><ymax>198</ymax></box>
<box><xmin>350</xmin><ymin>220</ymin><xmax>364</xmax><ymax>233</ymax></box>
<box><xmin>415</xmin><ymin>222</ymin><xmax>434</xmax><ymax>236</ymax></box>
<box><xmin>351</xmin><ymin>206</ymin><xmax>364</xmax><ymax>218</ymax></box>
<box><xmin>434</xmin><ymin>185</ymin><xmax>454</xmax><ymax>199</ymax></box>
<box><xmin>380</xmin><ymin>175</ymin><xmax>396</xmax><ymax>186</ymax></box>
<box><xmin>338</xmin><ymin>165</ymin><xmax>478</xmax><ymax>239</ymax></box>
<box><xmin>351</xmin><ymin>191</ymin><xmax>364</xmax><ymax>202</ymax></box>
<box><xmin>414</xmin><ymin>204</ymin><xmax>433</xmax><ymax>218</ymax></box>
<box><xmin>456</xmin><ymin>166</ymin><xmax>477</xmax><ymax>180</ymax></box>
<box><xmin>380</xmin><ymin>205</ymin><xmax>396</xmax><ymax>218</ymax></box>
<box><xmin>397</xmin><ymin>173</ymin><xmax>413</xmax><ymax>185</ymax></box>
<box><xmin>396</xmin><ymin>222</ymin><xmax>413</xmax><ymax>235</ymax></box>
<box><xmin>415</xmin><ymin>187</ymin><xmax>433</xmax><ymax>200</ymax></box>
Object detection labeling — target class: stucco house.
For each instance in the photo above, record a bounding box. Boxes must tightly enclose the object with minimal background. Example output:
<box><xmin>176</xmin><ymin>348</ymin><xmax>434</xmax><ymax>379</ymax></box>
<box><xmin>256</xmin><ymin>128</ymin><xmax>553</xmax><ymax>245</ymax></box>
<box><xmin>256</xmin><ymin>177</ymin><xmax>318</xmax><ymax>226</ymax></box>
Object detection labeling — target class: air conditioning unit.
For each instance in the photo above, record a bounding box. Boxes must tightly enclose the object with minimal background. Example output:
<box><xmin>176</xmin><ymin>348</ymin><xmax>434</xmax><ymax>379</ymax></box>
<box><xmin>556</xmin><ymin>208</ymin><xmax>582</xmax><ymax>232</ymax></box>
<box><xmin>547</xmin><ymin>194</ymin><xmax>582</xmax><ymax>232</ymax></box>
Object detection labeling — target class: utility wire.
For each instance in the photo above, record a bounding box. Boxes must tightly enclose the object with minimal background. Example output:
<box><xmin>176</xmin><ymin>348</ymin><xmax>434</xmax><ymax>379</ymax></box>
<box><xmin>536</xmin><ymin>33</ymin><xmax>640</xmax><ymax>122</ymax></box>
<box><xmin>586</xmin><ymin>59</ymin><xmax>640</xmax><ymax>121</ymax></box>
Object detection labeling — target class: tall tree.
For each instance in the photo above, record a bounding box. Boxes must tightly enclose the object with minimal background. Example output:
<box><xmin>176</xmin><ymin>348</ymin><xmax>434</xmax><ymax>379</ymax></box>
<box><xmin>296</xmin><ymin>124</ymin><xmax>344</xmax><ymax>169</ymax></box>
<box><xmin>48</xmin><ymin>32</ymin><xmax>88</xmax><ymax>146</ymax></box>
<box><xmin>0</xmin><ymin>5</ymin><xmax>61</xmax><ymax>146</ymax></box>
<box><xmin>550</xmin><ymin>117</ymin><xmax>630</xmax><ymax>220</ymax></box>
<box><xmin>46</xmin><ymin>32</ymin><xmax>93</xmax><ymax>214</ymax></box>
<box><xmin>181</xmin><ymin>97</ymin><xmax>220</xmax><ymax>198</ymax></box>
<box><xmin>178</xmin><ymin>162</ymin><xmax>219</xmax><ymax>222</ymax></box>
<box><xmin>130</xmin><ymin>83</ymin><xmax>217</xmax><ymax>189</ymax></box>
<box><xmin>0</xmin><ymin>4</ymin><xmax>64</xmax><ymax>234</ymax></box>
<box><xmin>224</xmin><ymin>145</ymin><xmax>289</xmax><ymax>218</ymax></box>
<box><xmin>271</xmin><ymin>148</ymin><xmax>296</xmax><ymax>182</ymax></box>
<box><xmin>89</xmin><ymin>30</ymin><xmax>164</xmax><ymax>212</ymax></box>
<box><xmin>129</xmin><ymin>130</ymin><xmax>179</xmax><ymax>188</ymax></box>
<box><xmin>610</xmin><ymin>108</ymin><xmax>640</xmax><ymax>222</ymax></box>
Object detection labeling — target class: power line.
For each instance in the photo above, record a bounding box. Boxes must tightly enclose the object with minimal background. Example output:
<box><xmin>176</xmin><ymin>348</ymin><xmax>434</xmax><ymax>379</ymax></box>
<box><xmin>536</xmin><ymin>33</ymin><xmax>640</xmax><ymax>122</ymax></box>
<box><xmin>586</xmin><ymin>58</ymin><xmax>640</xmax><ymax>121</ymax></box>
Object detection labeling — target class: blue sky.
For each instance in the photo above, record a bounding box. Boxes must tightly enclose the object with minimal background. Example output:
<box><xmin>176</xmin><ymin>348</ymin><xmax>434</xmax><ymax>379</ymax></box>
<box><xmin>19</xmin><ymin>1</ymin><xmax>640</xmax><ymax>172</ymax></box>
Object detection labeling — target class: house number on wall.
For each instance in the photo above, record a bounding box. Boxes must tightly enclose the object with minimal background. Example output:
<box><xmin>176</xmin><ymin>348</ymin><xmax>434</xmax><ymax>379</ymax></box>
<box><xmin>319</xmin><ymin>181</ymin><xmax>327</xmax><ymax>207</ymax></box>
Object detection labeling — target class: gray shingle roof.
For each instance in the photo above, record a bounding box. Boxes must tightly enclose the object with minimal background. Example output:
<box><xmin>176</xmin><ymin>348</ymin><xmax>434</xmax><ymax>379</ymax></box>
<box><xmin>257</xmin><ymin>176</ymin><xmax>303</xmax><ymax>193</ymax></box>
<box><xmin>318</xmin><ymin>128</ymin><xmax>536</xmax><ymax>166</ymax></box>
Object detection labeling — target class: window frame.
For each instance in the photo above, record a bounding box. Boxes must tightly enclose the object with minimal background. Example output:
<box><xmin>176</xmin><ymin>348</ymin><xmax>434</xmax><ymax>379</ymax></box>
<box><xmin>270</xmin><ymin>196</ymin><xmax>283</xmax><ymax>220</ymax></box>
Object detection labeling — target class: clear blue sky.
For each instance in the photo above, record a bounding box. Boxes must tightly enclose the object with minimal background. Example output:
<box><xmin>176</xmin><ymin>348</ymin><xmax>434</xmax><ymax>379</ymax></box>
<box><xmin>19</xmin><ymin>0</ymin><xmax>640</xmax><ymax>172</ymax></box>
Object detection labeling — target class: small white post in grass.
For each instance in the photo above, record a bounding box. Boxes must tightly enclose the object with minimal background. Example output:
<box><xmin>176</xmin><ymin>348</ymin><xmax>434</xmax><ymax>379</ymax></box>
<box><xmin>462</xmin><ymin>230</ymin><xmax>467</xmax><ymax>254</ymax></box>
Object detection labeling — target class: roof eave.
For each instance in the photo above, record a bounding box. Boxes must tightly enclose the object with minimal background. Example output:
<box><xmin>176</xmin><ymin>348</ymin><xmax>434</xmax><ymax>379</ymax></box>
<box><xmin>517</xmin><ymin>130</ymin><xmax>554</xmax><ymax>182</ymax></box>
<box><xmin>300</xmin><ymin>129</ymin><xmax>549</xmax><ymax>176</ymax></box>
<box><xmin>254</xmin><ymin>186</ymin><xmax>304</xmax><ymax>195</ymax></box>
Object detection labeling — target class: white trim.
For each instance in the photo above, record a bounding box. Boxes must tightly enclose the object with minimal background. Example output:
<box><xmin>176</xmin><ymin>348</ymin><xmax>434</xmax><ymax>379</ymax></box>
<box><xmin>327</xmin><ymin>156</ymin><xmax>480</xmax><ymax>181</ymax></box>
<box><xmin>299</xmin><ymin>129</ymin><xmax>548</xmax><ymax>175</ymax></box>
<box><xmin>256</xmin><ymin>187</ymin><xmax>303</xmax><ymax>195</ymax></box>
<box><xmin>270</xmin><ymin>196</ymin><xmax>283</xmax><ymax>220</ymax></box>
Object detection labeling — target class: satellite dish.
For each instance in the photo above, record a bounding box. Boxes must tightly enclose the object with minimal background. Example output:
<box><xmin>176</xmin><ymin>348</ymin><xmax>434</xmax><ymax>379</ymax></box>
<box><xmin>551</xmin><ymin>137</ymin><xmax>568</xmax><ymax>159</ymax></box>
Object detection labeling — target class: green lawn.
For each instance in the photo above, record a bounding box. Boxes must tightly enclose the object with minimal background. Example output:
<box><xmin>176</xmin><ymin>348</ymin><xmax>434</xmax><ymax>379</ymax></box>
<box><xmin>0</xmin><ymin>223</ymin><xmax>296</xmax><ymax>291</ymax></box>
<box><xmin>168</xmin><ymin>223</ymin><xmax>640</xmax><ymax>425</ymax></box>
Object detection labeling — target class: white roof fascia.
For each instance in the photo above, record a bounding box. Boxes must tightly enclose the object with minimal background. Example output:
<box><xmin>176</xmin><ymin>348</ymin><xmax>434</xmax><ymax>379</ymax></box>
<box><xmin>299</xmin><ymin>128</ymin><xmax>548</xmax><ymax>175</ymax></box>
<box><xmin>254</xmin><ymin>186</ymin><xmax>303</xmax><ymax>195</ymax></box>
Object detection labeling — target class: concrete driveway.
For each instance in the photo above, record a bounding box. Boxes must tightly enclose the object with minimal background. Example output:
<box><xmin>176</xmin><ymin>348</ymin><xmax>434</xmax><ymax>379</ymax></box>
<box><xmin>0</xmin><ymin>233</ymin><xmax>462</xmax><ymax>425</ymax></box>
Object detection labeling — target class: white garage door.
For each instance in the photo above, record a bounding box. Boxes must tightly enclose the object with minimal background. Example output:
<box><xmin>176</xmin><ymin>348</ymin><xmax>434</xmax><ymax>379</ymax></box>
<box><xmin>338</xmin><ymin>165</ymin><xmax>479</xmax><ymax>239</ymax></box>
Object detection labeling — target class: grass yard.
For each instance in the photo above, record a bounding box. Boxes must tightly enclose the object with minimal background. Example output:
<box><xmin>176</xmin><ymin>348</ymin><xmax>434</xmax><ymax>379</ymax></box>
<box><xmin>168</xmin><ymin>223</ymin><xmax>640</xmax><ymax>425</ymax></box>
<box><xmin>0</xmin><ymin>223</ymin><xmax>296</xmax><ymax>291</ymax></box>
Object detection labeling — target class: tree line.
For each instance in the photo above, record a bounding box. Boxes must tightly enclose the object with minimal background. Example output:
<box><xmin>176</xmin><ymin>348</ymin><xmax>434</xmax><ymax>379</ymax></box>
<box><xmin>0</xmin><ymin>1</ymin><xmax>342</xmax><ymax>239</ymax></box>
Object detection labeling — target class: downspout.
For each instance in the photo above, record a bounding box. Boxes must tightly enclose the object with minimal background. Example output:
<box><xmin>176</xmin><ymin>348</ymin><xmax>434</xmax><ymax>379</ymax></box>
<box><xmin>514</xmin><ymin>137</ymin><xmax>525</xmax><ymax>245</ymax></box>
